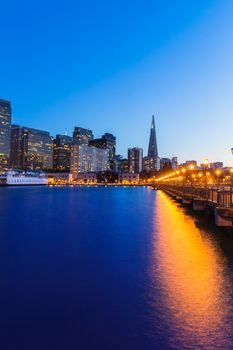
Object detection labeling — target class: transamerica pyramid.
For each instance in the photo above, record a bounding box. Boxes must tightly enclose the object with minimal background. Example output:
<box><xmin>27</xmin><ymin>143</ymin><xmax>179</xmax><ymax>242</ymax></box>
<box><xmin>148</xmin><ymin>114</ymin><xmax>158</xmax><ymax>160</ymax></box>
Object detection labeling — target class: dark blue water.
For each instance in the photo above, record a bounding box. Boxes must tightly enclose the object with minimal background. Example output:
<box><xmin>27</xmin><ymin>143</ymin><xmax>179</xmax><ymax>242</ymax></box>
<box><xmin>1</xmin><ymin>186</ymin><xmax>233</xmax><ymax>350</ymax></box>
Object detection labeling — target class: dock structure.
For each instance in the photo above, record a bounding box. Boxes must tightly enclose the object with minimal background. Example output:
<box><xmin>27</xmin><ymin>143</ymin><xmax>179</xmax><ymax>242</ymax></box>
<box><xmin>155</xmin><ymin>185</ymin><xmax>233</xmax><ymax>227</ymax></box>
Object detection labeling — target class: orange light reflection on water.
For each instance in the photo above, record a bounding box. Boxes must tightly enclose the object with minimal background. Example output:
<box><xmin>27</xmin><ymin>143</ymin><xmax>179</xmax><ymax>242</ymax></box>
<box><xmin>149</xmin><ymin>191</ymin><xmax>233</xmax><ymax>349</ymax></box>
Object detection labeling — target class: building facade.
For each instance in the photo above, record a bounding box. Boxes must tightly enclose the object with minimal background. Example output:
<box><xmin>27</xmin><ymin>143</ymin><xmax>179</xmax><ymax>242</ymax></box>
<box><xmin>10</xmin><ymin>125</ymin><xmax>53</xmax><ymax>170</ymax></box>
<box><xmin>53</xmin><ymin>134</ymin><xmax>73</xmax><ymax>171</ymax></box>
<box><xmin>160</xmin><ymin>157</ymin><xmax>172</xmax><ymax>171</ymax></box>
<box><xmin>0</xmin><ymin>99</ymin><xmax>11</xmax><ymax>171</ymax></box>
<box><xmin>119</xmin><ymin>158</ymin><xmax>129</xmax><ymax>173</ymax></box>
<box><xmin>89</xmin><ymin>133</ymin><xmax>116</xmax><ymax>169</ymax></box>
<box><xmin>128</xmin><ymin>147</ymin><xmax>143</xmax><ymax>173</ymax></box>
<box><xmin>76</xmin><ymin>172</ymin><xmax>97</xmax><ymax>184</ymax></box>
<box><xmin>171</xmin><ymin>157</ymin><xmax>178</xmax><ymax>169</ymax></box>
<box><xmin>70</xmin><ymin>145</ymin><xmax>109</xmax><ymax>178</ymax></box>
<box><xmin>183</xmin><ymin>160</ymin><xmax>197</xmax><ymax>169</ymax></box>
<box><xmin>47</xmin><ymin>172</ymin><xmax>72</xmax><ymax>184</ymax></box>
<box><xmin>73</xmin><ymin>127</ymin><xmax>93</xmax><ymax>145</ymax></box>
<box><xmin>113</xmin><ymin>154</ymin><xmax>123</xmax><ymax>172</ymax></box>
<box><xmin>143</xmin><ymin>156</ymin><xmax>160</xmax><ymax>172</ymax></box>
<box><xmin>118</xmin><ymin>173</ymin><xmax>140</xmax><ymax>184</ymax></box>
<box><xmin>210</xmin><ymin>162</ymin><xmax>223</xmax><ymax>170</ymax></box>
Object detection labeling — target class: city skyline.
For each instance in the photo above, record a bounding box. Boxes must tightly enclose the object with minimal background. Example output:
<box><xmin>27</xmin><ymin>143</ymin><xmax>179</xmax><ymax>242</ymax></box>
<box><xmin>1</xmin><ymin>1</ymin><xmax>233</xmax><ymax>164</ymax></box>
<box><xmin>2</xmin><ymin>98</ymin><xmax>232</xmax><ymax>169</ymax></box>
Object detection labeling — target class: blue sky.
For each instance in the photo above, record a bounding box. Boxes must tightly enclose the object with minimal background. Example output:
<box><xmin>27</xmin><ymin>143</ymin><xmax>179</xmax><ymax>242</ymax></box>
<box><xmin>1</xmin><ymin>0</ymin><xmax>233</xmax><ymax>164</ymax></box>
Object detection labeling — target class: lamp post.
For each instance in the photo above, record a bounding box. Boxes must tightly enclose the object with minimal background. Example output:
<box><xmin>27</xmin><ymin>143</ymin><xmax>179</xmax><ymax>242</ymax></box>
<box><xmin>181</xmin><ymin>168</ymin><xmax>186</xmax><ymax>188</ymax></box>
<box><xmin>203</xmin><ymin>158</ymin><xmax>209</xmax><ymax>198</ymax></box>
<box><xmin>189</xmin><ymin>164</ymin><xmax>194</xmax><ymax>188</ymax></box>
<box><xmin>215</xmin><ymin>169</ymin><xmax>221</xmax><ymax>190</ymax></box>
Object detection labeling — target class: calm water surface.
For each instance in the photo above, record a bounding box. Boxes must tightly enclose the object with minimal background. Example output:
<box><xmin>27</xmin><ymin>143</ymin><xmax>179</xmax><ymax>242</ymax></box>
<box><xmin>1</xmin><ymin>186</ymin><xmax>233</xmax><ymax>349</ymax></box>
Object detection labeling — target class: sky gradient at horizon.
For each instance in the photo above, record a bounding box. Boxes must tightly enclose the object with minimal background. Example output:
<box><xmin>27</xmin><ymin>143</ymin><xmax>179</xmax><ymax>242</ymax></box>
<box><xmin>1</xmin><ymin>0</ymin><xmax>233</xmax><ymax>164</ymax></box>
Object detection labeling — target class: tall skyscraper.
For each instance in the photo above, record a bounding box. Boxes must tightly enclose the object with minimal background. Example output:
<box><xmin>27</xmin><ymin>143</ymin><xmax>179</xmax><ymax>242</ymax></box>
<box><xmin>53</xmin><ymin>134</ymin><xmax>73</xmax><ymax>171</ymax></box>
<box><xmin>73</xmin><ymin>127</ymin><xmax>93</xmax><ymax>145</ymax></box>
<box><xmin>128</xmin><ymin>147</ymin><xmax>143</xmax><ymax>173</ymax></box>
<box><xmin>0</xmin><ymin>99</ymin><xmax>11</xmax><ymax>171</ymax></box>
<box><xmin>147</xmin><ymin>115</ymin><xmax>158</xmax><ymax>169</ymax></box>
<box><xmin>10</xmin><ymin>125</ymin><xmax>53</xmax><ymax>170</ymax></box>
<box><xmin>89</xmin><ymin>132</ymin><xmax>116</xmax><ymax>169</ymax></box>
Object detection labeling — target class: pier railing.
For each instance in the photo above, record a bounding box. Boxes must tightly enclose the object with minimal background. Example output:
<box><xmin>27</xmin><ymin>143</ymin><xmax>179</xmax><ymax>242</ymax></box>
<box><xmin>158</xmin><ymin>185</ymin><xmax>233</xmax><ymax>208</ymax></box>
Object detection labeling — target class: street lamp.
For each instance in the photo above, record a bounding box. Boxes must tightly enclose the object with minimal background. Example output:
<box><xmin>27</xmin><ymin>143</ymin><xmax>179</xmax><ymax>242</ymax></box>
<box><xmin>215</xmin><ymin>169</ymin><xmax>221</xmax><ymax>189</ymax></box>
<box><xmin>189</xmin><ymin>165</ymin><xmax>194</xmax><ymax>188</ymax></box>
<box><xmin>181</xmin><ymin>168</ymin><xmax>186</xmax><ymax>187</ymax></box>
<box><xmin>203</xmin><ymin>158</ymin><xmax>209</xmax><ymax>196</ymax></box>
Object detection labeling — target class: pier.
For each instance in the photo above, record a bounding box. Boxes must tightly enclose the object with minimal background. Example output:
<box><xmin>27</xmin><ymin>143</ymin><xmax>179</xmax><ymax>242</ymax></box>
<box><xmin>155</xmin><ymin>184</ymin><xmax>233</xmax><ymax>227</ymax></box>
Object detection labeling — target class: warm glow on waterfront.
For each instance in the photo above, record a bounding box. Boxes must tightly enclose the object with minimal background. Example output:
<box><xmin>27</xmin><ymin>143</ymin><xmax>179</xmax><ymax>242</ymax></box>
<box><xmin>149</xmin><ymin>191</ymin><xmax>232</xmax><ymax>349</ymax></box>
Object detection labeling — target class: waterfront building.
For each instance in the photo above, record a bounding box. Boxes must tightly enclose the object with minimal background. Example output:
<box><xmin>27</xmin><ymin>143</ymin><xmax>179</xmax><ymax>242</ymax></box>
<box><xmin>46</xmin><ymin>172</ymin><xmax>72</xmax><ymax>185</ymax></box>
<box><xmin>147</xmin><ymin>114</ymin><xmax>158</xmax><ymax>170</ymax></box>
<box><xmin>76</xmin><ymin>172</ymin><xmax>97</xmax><ymax>184</ymax></box>
<box><xmin>0</xmin><ymin>99</ymin><xmax>11</xmax><ymax>171</ymax></box>
<box><xmin>128</xmin><ymin>147</ymin><xmax>143</xmax><ymax>173</ymax></box>
<box><xmin>118</xmin><ymin>172</ymin><xmax>140</xmax><ymax>184</ymax></box>
<box><xmin>53</xmin><ymin>134</ymin><xmax>73</xmax><ymax>171</ymax></box>
<box><xmin>10</xmin><ymin>125</ymin><xmax>53</xmax><ymax>170</ymax></box>
<box><xmin>89</xmin><ymin>133</ymin><xmax>116</xmax><ymax>169</ymax></box>
<box><xmin>96</xmin><ymin>170</ymin><xmax>118</xmax><ymax>183</ymax></box>
<box><xmin>73</xmin><ymin>127</ymin><xmax>93</xmax><ymax>145</ymax></box>
<box><xmin>70</xmin><ymin>144</ymin><xmax>109</xmax><ymax>178</ymax></box>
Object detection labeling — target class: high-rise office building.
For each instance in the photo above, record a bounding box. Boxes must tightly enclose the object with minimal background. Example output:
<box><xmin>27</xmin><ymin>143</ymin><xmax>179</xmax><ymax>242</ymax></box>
<box><xmin>73</xmin><ymin>127</ymin><xmax>93</xmax><ymax>145</ymax></box>
<box><xmin>53</xmin><ymin>134</ymin><xmax>73</xmax><ymax>171</ymax></box>
<box><xmin>147</xmin><ymin>115</ymin><xmax>158</xmax><ymax>170</ymax></box>
<box><xmin>89</xmin><ymin>133</ymin><xmax>116</xmax><ymax>169</ymax></box>
<box><xmin>10</xmin><ymin>125</ymin><xmax>53</xmax><ymax>170</ymax></box>
<box><xmin>0</xmin><ymin>99</ymin><xmax>11</xmax><ymax>171</ymax></box>
<box><xmin>70</xmin><ymin>145</ymin><xmax>109</xmax><ymax>178</ymax></box>
<box><xmin>128</xmin><ymin>147</ymin><xmax>143</xmax><ymax>173</ymax></box>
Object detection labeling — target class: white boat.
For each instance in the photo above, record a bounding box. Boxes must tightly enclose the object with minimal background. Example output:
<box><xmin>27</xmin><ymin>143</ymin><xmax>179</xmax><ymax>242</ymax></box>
<box><xmin>0</xmin><ymin>170</ymin><xmax>48</xmax><ymax>186</ymax></box>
